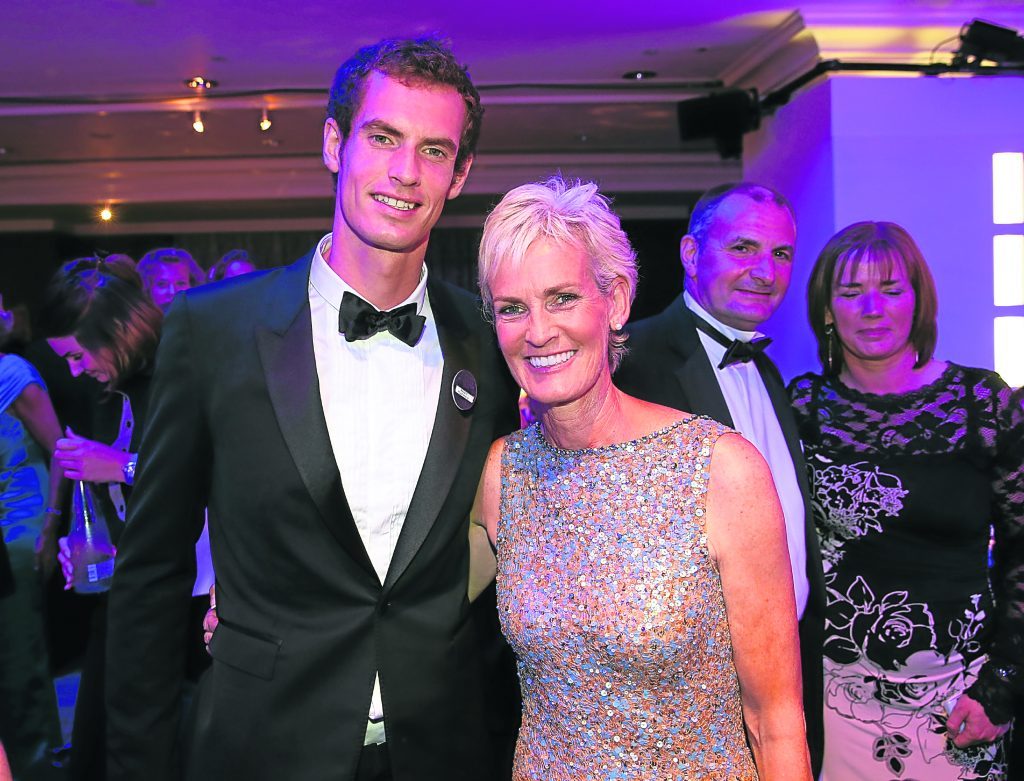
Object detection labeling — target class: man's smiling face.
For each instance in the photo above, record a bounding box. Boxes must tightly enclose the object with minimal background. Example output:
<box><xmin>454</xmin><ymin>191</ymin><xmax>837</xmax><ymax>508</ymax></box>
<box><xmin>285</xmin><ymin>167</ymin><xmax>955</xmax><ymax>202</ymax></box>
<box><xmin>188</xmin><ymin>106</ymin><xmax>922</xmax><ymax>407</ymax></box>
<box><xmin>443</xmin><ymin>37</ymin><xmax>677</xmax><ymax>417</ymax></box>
<box><xmin>324</xmin><ymin>71</ymin><xmax>471</xmax><ymax>260</ymax></box>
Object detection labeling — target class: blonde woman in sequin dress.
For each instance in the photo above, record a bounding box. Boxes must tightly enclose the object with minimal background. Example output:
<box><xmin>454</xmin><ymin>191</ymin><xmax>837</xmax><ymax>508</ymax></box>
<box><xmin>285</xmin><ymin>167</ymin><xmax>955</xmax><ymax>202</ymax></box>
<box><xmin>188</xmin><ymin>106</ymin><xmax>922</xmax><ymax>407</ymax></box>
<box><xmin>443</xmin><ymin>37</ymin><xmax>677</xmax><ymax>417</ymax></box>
<box><xmin>468</xmin><ymin>176</ymin><xmax>812</xmax><ymax>781</ymax></box>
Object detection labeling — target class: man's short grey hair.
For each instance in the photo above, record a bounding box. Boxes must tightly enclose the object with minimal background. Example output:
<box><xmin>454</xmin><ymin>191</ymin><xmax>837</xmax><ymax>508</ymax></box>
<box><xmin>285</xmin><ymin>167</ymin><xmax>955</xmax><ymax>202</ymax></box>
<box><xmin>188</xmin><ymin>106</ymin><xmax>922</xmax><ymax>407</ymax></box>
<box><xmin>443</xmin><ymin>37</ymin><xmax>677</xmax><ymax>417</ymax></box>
<box><xmin>687</xmin><ymin>182</ymin><xmax>795</xmax><ymax>250</ymax></box>
<box><xmin>478</xmin><ymin>175</ymin><xmax>638</xmax><ymax>372</ymax></box>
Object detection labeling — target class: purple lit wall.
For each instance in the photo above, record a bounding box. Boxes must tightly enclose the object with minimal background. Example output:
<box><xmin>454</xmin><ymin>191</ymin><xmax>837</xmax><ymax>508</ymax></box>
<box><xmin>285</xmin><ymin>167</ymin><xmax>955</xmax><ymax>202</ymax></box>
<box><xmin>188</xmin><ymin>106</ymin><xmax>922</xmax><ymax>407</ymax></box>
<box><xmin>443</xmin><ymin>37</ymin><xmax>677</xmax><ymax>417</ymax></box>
<box><xmin>745</xmin><ymin>74</ymin><xmax>1024</xmax><ymax>385</ymax></box>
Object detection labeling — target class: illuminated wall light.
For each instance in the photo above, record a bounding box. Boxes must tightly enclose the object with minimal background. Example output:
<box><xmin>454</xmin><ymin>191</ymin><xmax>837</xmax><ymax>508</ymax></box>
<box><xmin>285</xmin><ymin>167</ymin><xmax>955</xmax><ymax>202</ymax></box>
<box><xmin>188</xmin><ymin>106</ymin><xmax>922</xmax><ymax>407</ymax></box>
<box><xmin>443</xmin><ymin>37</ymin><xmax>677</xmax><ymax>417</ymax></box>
<box><xmin>994</xmin><ymin>235</ymin><xmax>1024</xmax><ymax>306</ymax></box>
<box><xmin>192</xmin><ymin>110</ymin><xmax>205</xmax><ymax>134</ymax></box>
<box><xmin>994</xmin><ymin>316</ymin><xmax>1024</xmax><ymax>387</ymax></box>
<box><xmin>259</xmin><ymin>108</ymin><xmax>272</xmax><ymax>132</ymax></box>
<box><xmin>993</xmin><ymin>152</ymin><xmax>1024</xmax><ymax>224</ymax></box>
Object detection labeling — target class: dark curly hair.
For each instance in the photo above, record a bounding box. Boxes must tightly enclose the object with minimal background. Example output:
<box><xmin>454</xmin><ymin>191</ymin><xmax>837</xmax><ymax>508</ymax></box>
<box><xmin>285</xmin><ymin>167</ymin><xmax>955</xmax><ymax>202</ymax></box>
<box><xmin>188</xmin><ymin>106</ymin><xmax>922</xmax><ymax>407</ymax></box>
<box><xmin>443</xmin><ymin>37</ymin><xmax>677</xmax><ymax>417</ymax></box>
<box><xmin>326</xmin><ymin>35</ymin><xmax>482</xmax><ymax>188</ymax></box>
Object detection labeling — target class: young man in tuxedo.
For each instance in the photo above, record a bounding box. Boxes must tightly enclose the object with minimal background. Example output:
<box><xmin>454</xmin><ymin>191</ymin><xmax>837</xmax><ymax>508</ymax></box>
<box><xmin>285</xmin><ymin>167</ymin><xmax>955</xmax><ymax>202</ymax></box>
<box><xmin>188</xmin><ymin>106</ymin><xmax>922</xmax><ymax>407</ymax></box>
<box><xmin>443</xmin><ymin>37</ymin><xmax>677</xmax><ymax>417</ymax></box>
<box><xmin>615</xmin><ymin>182</ymin><xmax>826</xmax><ymax>775</ymax></box>
<box><xmin>105</xmin><ymin>37</ymin><xmax>519</xmax><ymax>781</ymax></box>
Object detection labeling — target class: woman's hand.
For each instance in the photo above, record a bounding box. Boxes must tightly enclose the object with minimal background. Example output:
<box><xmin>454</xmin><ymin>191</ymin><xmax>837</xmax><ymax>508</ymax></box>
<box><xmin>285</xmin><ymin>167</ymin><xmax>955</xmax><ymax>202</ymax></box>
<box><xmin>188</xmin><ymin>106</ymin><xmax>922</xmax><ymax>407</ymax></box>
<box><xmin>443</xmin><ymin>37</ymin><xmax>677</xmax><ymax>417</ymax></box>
<box><xmin>55</xmin><ymin>427</ymin><xmax>130</xmax><ymax>483</ymax></box>
<box><xmin>57</xmin><ymin>536</ymin><xmax>74</xmax><ymax>590</ymax></box>
<box><xmin>947</xmin><ymin>694</ymin><xmax>1011</xmax><ymax>747</ymax></box>
<box><xmin>203</xmin><ymin>585</ymin><xmax>219</xmax><ymax>653</ymax></box>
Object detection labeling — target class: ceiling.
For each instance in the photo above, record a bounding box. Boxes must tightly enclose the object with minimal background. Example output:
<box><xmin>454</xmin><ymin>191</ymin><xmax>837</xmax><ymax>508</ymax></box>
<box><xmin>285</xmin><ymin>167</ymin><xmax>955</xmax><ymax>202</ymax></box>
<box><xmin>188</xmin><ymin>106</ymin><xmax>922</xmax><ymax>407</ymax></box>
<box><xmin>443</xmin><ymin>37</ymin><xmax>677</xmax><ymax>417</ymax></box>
<box><xmin>2</xmin><ymin>0</ymin><xmax>1022</xmax><ymax>233</ymax></box>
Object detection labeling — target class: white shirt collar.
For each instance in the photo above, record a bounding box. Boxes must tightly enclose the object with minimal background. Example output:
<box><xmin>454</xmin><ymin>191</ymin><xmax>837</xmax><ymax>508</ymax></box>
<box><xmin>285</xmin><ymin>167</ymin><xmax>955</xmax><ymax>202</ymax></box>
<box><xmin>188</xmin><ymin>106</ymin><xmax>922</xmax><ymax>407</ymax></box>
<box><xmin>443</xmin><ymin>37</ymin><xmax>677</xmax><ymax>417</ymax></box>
<box><xmin>310</xmin><ymin>232</ymin><xmax>429</xmax><ymax>315</ymax></box>
<box><xmin>683</xmin><ymin>290</ymin><xmax>764</xmax><ymax>344</ymax></box>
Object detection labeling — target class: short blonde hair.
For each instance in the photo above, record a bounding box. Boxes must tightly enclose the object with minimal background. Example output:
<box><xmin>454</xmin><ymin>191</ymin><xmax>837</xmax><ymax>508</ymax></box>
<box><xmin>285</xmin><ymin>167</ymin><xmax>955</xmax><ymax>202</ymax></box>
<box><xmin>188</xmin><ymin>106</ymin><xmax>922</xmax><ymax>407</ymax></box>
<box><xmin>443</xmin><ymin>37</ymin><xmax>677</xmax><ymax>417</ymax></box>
<box><xmin>478</xmin><ymin>175</ymin><xmax>638</xmax><ymax>371</ymax></box>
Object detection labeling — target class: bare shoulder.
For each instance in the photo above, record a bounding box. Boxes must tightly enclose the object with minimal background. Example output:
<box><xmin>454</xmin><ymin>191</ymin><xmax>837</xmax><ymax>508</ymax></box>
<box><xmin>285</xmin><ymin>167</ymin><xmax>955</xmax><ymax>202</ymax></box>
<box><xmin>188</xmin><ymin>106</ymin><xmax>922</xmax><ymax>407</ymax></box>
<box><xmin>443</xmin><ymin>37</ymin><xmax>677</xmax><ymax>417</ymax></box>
<box><xmin>709</xmin><ymin>431</ymin><xmax>771</xmax><ymax>484</ymax></box>
<box><xmin>618</xmin><ymin>391</ymin><xmax>696</xmax><ymax>432</ymax></box>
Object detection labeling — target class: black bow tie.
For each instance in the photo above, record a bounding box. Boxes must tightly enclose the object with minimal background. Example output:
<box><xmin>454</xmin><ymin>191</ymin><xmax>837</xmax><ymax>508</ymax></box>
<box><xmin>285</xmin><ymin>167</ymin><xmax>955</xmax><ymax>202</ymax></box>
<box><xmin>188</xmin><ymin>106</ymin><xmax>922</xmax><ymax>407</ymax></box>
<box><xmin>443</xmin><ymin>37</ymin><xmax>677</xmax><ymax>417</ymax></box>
<box><xmin>692</xmin><ymin>313</ymin><xmax>772</xmax><ymax>369</ymax></box>
<box><xmin>338</xmin><ymin>291</ymin><xmax>426</xmax><ymax>347</ymax></box>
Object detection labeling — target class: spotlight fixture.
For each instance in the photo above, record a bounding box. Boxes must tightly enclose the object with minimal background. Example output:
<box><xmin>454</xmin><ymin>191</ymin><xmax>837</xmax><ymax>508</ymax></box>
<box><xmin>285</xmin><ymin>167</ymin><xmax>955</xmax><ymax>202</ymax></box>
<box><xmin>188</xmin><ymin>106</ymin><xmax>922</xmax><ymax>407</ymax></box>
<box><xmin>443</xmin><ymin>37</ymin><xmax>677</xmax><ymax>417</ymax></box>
<box><xmin>185</xmin><ymin>75</ymin><xmax>217</xmax><ymax>90</ymax></box>
<box><xmin>953</xmin><ymin>19</ymin><xmax>1024</xmax><ymax>66</ymax></box>
<box><xmin>259</xmin><ymin>108</ymin><xmax>272</xmax><ymax>132</ymax></box>
<box><xmin>99</xmin><ymin>205</ymin><xmax>113</xmax><ymax>222</ymax></box>
<box><xmin>192</xmin><ymin>110</ymin><xmax>205</xmax><ymax>134</ymax></box>
<box><xmin>622</xmin><ymin>70</ymin><xmax>656</xmax><ymax>80</ymax></box>
<box><xmin>677</xmin><ymin>88</ymin><xmax>761</xmax><ymax>160</ymax></box>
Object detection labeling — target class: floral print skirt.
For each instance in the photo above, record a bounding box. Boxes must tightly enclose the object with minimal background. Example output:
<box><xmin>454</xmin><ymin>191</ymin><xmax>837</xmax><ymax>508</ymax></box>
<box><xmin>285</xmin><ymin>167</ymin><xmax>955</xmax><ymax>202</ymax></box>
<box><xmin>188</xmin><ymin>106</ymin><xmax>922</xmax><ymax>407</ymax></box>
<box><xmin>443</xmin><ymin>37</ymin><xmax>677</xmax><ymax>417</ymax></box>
<box><xmin>821</xmin><ymin>645</ymin><xmax>1007</xmax><ymax>780</ymax></box>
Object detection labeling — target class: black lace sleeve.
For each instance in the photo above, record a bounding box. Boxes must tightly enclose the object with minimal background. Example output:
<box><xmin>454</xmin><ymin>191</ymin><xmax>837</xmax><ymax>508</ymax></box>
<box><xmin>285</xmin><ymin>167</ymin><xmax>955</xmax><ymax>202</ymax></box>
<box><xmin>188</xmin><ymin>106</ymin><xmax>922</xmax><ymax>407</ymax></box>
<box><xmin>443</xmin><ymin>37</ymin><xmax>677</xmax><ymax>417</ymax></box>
<box><xmin>966</xmin><ymin>381</ymin><xmax>1024</xmax><ymax>724</ymax></box>
<box><xmin>786</xmin><ymin>372</ymin><xmax>819</xmax><ymax>442</ymax></box>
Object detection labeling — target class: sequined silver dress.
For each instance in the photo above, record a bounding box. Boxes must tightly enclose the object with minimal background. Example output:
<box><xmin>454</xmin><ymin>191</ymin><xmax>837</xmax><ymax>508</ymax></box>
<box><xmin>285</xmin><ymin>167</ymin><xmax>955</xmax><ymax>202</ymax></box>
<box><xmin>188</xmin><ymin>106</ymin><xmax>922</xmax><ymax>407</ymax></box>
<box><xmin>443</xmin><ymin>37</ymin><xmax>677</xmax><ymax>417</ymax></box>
<box><xmin>496</xmin><ymin>417</ymin><xmax>757</xmax><ymax>780</ymax></box>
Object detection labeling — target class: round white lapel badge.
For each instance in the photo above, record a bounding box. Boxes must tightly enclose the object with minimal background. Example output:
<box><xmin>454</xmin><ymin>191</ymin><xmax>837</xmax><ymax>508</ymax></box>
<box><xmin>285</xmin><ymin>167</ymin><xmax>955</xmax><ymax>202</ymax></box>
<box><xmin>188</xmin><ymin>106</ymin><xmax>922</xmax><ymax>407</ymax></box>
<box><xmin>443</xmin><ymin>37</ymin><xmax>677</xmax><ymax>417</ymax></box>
<box><xmin>452</xmin><ymin>369</ymin><xmax>477</xmax><ymax>412</ymax></box>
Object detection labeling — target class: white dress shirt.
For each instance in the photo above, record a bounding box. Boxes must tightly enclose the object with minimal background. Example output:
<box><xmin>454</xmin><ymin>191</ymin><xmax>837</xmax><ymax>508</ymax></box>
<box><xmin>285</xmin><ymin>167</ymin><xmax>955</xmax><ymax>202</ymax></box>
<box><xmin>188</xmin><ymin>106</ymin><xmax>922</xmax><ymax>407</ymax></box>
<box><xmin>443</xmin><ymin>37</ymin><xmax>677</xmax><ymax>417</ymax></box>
<box><xmin>684</xmin><ymin>291</ymin><xmax>809</xmax><ymax>618</ymax></box>
<box><xmin>309</xmin><ymin>234</ymin><xmax>443</xmax><ymax>726</ymax></box>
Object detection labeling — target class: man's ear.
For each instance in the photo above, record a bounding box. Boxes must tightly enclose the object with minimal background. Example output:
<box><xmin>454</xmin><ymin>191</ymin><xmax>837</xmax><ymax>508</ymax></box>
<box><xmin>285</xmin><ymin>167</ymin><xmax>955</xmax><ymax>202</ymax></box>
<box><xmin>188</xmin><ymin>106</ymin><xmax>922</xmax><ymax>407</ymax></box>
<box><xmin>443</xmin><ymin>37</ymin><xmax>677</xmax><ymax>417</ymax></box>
<box><xmin>447</xmin><ymin>155</ymin><xmax>473</xmax><ymax>200</ymax></box>
<box><xmin>323</xmin><ymin>118</ymin><xmax>342</xmax><ymax>174</ymax></box>
<box><xmin>680</xmin><ymin>234</ymin><xmax>699</xmax><ymax>280</ymax></box>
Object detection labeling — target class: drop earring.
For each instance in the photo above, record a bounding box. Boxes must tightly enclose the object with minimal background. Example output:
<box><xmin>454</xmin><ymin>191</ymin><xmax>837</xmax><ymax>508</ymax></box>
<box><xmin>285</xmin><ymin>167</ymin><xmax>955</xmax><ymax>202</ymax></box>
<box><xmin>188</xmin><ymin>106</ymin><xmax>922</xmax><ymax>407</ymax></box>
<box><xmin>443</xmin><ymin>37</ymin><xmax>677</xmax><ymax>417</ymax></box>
<box><xmin>825</xmin><ymin>323</ymin><xmax>837</xmax><ymax>374</ymax></box>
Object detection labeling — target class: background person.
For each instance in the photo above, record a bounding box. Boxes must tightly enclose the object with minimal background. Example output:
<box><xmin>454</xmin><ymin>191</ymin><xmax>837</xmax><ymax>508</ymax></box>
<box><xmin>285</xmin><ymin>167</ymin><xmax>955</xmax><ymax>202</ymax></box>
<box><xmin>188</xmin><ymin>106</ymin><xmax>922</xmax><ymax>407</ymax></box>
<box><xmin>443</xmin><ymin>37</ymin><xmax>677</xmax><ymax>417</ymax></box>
<box><xmin>789</xmin><ymin>221</ymin><xmax>1024</xmax><ymax>780</ymax></box>
<box><xmin>136</xmin><ymin>248</ymin><xmax>203</xmax><ymax>311</ymax></box>
<box><xmin>0</xmin><ymin>296</ymin><xmax>64</xmax><ymax>781</ymax></box>
<box><xmin>206</xmin><ymin>249</ymin><xmax>257</xmax><ymax>282</ymax></box>
<box><xmin>41</xmin><ymin>257</ymin><xmax>161</xmax><ymax>781</ymax></box>
<box><xmin>470</xmin><ymin>177</ymin><xmax>811</xmax><ymax>780</ymax></box>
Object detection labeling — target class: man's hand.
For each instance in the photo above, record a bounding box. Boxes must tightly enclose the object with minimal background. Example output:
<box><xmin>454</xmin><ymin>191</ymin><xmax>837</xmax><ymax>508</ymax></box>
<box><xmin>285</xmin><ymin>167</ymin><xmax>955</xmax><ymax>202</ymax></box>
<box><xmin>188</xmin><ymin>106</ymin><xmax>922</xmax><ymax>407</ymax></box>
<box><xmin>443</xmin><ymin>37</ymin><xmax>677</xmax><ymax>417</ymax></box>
<box><xmin>55</xmin><ymin>427</ymin><xmax>130</xmax><ymax>483</ymax></box>
<box><xmin>203</xmin><ymin>584</ymin><xmax>219</xmax><ymax>653</ymax></box>
<box><xmin>947</xmin><ymin>693</ymin><xmax>1011</xmax><ymax>747</ymax></box>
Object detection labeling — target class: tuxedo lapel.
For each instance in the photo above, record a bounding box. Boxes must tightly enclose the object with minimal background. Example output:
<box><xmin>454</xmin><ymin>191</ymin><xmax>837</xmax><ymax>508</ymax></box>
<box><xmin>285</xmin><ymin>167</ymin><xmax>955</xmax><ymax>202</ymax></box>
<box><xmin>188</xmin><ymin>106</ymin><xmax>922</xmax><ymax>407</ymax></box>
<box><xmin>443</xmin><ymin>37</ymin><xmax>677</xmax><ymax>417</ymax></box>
<box><xmin>383</xmin><ymin>280</ymin><xmax>474</xmax><ymax>592</ymax></box>
<box><xmin>671</xmin><ymin>305</ymin><xmax>734</xmax><ymax>427</ymax></box>
<box><xmin>254</xmin><ymin>253</ymin><xmax>376</xmax><ymax>580</ymax></box>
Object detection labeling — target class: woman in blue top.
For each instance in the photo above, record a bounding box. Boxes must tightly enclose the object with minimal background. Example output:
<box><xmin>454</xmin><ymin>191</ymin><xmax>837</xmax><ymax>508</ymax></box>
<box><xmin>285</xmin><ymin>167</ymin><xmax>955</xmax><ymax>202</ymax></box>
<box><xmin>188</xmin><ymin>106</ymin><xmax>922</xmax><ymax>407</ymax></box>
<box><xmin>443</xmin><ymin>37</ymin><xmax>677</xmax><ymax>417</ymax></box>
<box><xmin>0</xmin><ymin>296</ymin><xmax>64</xmax><ymax>779</ymax></box>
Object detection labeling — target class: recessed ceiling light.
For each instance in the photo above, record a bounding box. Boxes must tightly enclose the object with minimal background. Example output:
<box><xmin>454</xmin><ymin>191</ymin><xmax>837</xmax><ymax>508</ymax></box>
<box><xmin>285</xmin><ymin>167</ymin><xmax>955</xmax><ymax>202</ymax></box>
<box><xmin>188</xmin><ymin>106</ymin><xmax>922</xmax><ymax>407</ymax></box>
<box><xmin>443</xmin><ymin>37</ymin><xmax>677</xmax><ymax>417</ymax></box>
<box><xmin>185</xmin><ymin>76</ymin><xmax>217</xmax><ymax>90</ymax></box>
<box><xmin>623</xmin><ymin>70</ymin><xmax>656</xmax><ymax>80</ymax></box>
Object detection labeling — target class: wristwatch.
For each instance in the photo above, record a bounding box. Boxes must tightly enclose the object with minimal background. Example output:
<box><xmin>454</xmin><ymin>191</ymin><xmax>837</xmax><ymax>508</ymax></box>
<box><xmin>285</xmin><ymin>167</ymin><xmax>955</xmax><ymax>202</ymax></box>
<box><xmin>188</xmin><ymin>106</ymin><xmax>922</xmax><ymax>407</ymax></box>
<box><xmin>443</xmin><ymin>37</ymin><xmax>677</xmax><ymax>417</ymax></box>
<box><xmin>122</xmin><ymin>454</ymin><xmax>138</xmax><ymax>486</ymax></box>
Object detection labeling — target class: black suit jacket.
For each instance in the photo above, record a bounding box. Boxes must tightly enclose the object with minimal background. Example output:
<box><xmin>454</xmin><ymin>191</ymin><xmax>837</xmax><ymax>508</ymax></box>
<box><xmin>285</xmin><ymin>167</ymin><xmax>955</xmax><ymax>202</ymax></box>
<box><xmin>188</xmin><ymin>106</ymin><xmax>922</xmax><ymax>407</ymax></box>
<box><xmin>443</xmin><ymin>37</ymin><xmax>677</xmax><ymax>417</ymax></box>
<box><xmin>106</xmin><ymin>251</ymin><xmax>520</xmax><ymax>781</ymax></box>
<box><xmin>615</xmin><ymin>295</ymin><xmax>825</xmax><ymax>776</ymax></box>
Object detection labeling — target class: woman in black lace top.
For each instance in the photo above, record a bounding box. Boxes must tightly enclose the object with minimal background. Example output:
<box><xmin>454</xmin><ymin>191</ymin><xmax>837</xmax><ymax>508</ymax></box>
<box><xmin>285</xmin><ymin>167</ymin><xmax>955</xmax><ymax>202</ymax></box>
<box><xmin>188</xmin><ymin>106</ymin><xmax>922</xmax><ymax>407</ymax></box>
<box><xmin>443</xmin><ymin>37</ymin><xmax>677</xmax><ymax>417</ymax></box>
<box><xmin>788</xmin><ymin>221</ymin><xmax>1024</xmax><ymax>781</ymax></box>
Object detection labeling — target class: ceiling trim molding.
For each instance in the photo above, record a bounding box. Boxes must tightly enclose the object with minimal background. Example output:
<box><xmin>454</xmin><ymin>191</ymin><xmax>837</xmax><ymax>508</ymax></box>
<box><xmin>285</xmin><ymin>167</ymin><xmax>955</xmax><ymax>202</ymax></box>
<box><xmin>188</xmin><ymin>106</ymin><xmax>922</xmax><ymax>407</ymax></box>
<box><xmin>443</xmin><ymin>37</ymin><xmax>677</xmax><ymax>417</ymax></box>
<box><xmin>0</xmin><ymin>152</ymin><xmax>739</xmax><ymax>209</ymax></box>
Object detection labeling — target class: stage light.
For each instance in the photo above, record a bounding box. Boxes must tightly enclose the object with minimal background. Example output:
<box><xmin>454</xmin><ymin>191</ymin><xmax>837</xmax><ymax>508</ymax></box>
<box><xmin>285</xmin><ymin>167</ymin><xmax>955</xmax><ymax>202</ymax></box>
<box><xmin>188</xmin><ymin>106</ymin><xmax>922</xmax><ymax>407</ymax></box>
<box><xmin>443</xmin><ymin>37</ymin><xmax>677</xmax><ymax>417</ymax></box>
<box><xmin>259</xmin><ymin>109</ymin><xmax>272</xmax><ymax>132</ymax></box>
<box><xmin>954</xmin><ymin>19</ymin><xmax>1024</xmax><ymax>66</ymax></box>
<box><xmin>99</xmin><ymin>206</ymin><xmax>113</xmax><ymax>221</ymax></box>
<box><xmin>677</xmin><ymin>89</ymin><xmax>760</xmax><ymax>160</ymax></box>
<box><xmin>185</xmin><ymin>76</ymin><xmax>217</xmax><ymax>90</ymax></box>
<box><xmin>193</xmin><ymin>110</ymin><xmax>205</xmax><ymax>134</ymax></box>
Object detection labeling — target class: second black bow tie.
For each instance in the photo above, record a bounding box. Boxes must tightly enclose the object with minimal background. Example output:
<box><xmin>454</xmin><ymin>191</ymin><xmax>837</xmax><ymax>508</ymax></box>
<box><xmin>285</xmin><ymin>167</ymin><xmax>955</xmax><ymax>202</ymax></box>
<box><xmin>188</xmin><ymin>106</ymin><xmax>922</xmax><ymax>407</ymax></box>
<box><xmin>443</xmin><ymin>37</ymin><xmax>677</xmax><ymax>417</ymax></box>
<box><xmin>718</xmin><ymin>337</ymin><xmax>772</xmax><ymax>369</ymax></box>
<box><xmin>338</xmin><ymin>290</ymin><xmax>426</xmax><ymax>347</ymax></box>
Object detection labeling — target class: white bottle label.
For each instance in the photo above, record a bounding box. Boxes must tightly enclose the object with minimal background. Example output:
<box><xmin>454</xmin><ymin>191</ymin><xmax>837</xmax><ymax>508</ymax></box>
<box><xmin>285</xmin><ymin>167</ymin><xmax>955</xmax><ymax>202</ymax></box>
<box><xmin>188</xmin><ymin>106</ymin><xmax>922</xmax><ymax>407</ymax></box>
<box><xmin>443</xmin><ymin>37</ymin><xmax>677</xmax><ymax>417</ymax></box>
<box><xmin>87</xmin><ymin>559</ymin><xmax>115</xmax><ymax>583</ymax></box>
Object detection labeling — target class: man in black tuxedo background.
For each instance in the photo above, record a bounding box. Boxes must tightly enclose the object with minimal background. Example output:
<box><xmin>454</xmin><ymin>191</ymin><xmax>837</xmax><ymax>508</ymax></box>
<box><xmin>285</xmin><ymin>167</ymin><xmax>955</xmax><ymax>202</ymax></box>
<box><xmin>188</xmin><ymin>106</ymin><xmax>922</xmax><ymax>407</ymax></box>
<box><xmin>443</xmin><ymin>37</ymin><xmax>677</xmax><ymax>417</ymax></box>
<box><xmin>105</xmin><ymin>37</ymin><xmax>519</xmax><ymax>781</ymax></box>
<box><xmin>615</xmin><ymin>182</ymin><xmax>826</xmax><ymax>775</ymax></box>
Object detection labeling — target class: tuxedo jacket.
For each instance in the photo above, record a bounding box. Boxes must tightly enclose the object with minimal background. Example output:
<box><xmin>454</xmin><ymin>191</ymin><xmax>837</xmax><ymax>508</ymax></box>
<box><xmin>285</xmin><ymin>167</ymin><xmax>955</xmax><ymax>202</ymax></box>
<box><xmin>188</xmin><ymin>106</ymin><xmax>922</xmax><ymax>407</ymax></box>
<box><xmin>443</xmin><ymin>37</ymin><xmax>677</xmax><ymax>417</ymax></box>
<box><xmin>614</xmin><ymin>295</ymin><xmax>826</xmax><ymax>775</ymax></box>
<box><xmin>106</xmin><ymin>250</ymin><xmax>521</xmax><ymax>781</ymax></box>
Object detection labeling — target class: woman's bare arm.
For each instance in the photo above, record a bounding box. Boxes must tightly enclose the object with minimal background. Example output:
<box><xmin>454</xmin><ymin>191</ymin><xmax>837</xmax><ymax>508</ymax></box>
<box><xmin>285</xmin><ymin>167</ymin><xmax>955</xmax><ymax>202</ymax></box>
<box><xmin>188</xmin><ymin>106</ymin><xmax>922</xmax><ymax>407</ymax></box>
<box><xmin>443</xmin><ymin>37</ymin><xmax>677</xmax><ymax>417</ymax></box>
<box><xmin>468</xmin><ymin>438</ymin><xmax>505</xmax><ymax>602</ymax></box>
<box><xmin>9</xmin><ymin>382</ymin><xmax>65</xmax><ymax>576</ymax></box>
<box><xmin>705</xmin><ymin>432</ymin><xmax>811</xmax><ymax>781</ymax></box>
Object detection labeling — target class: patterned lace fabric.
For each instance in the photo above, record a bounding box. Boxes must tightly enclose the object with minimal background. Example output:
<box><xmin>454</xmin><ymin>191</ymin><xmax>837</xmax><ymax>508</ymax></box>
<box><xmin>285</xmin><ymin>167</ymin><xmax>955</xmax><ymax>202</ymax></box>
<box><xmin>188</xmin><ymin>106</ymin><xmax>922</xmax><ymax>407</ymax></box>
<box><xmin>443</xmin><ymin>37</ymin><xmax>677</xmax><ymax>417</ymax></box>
<box><xmin>789</xmin><ymin>364</ymin><xmax>1024</xmax><ymax>779</ymax></box>
<box><xmin>495</xmin><ymin>417</ymin><xmax>757</xmax><ymax>781</ymax></box>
